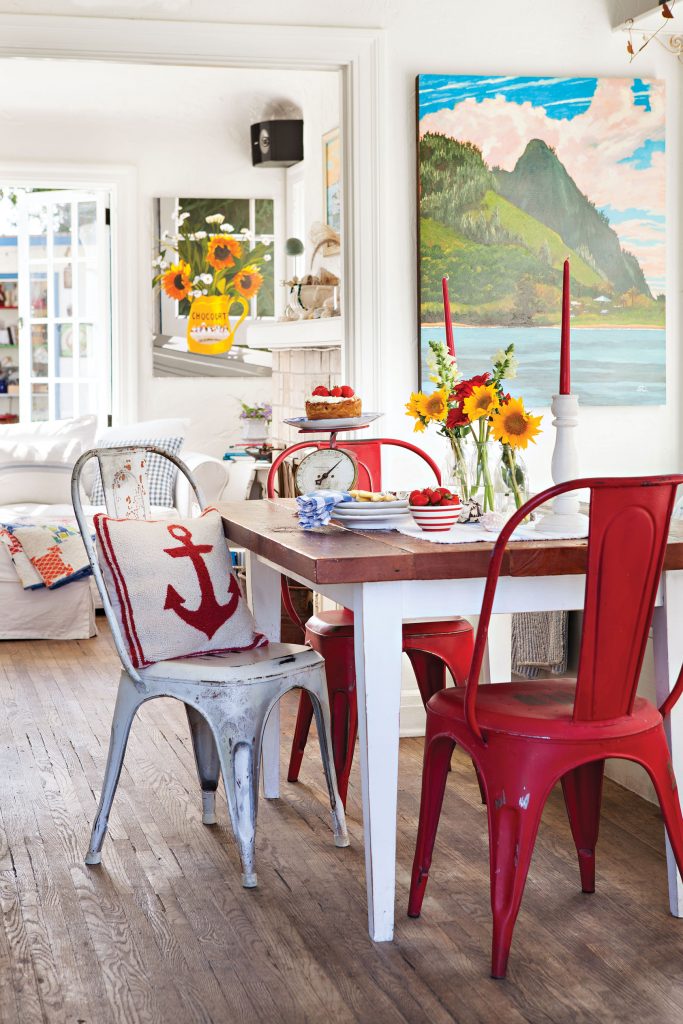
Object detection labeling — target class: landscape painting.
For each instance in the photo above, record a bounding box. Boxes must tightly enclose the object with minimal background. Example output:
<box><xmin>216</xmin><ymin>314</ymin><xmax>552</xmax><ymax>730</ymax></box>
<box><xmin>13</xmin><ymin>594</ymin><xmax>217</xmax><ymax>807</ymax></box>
<box><xmin>417</xmin><ymin>75</ymin><xmax>666</xmax><ymax>406</ymax></box>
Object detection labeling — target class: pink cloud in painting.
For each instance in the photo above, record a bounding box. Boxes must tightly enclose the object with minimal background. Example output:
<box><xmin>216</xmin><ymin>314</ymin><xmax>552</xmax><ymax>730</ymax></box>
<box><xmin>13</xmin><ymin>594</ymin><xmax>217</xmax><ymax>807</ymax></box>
<box><xmin>419</xmin><ymin>78</ymin><xmax>665</xmax><ymax>285</ymax></box>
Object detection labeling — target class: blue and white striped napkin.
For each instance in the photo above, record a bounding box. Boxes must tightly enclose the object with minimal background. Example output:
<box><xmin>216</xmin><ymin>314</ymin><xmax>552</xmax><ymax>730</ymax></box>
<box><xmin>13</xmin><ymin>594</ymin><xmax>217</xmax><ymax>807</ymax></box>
<box><xmin>296</xmin><ymin>490</ymin><xmax>351</xmax><ymax>529</ymax></box>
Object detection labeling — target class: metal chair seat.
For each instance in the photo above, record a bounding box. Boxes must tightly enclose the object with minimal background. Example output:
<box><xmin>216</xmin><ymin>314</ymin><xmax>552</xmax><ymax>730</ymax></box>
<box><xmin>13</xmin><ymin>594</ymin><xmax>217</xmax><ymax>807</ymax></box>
<box><xmin>140</xmin><ymin>643</ymin><xmax>320</xmax><ymax>683</ymax></box>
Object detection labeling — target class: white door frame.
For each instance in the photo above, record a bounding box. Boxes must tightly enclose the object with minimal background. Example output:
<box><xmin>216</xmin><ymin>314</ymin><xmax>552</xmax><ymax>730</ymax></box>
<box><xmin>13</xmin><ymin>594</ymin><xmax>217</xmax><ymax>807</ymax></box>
<box><xmin>0</xmin><ymin>160</ymin><xmax>138</xmax><ymax>425</ymax></box>
<box><xmin>0</xmin><ymin>14</ymin><xmax>386</xmax><ymax>419</ymax></box>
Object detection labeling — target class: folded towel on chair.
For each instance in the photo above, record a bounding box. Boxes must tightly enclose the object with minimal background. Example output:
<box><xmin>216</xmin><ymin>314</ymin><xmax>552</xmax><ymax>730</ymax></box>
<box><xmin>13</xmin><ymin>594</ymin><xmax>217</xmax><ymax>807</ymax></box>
<box><xmin>296</xmin><ymin>490</ymin><xmax>351</xmax><ymax>529</ymax></box>
<box><xmin>511</xmin><ymin>611</ymin><xmax>568</xmax><ymax>679</ymax></box>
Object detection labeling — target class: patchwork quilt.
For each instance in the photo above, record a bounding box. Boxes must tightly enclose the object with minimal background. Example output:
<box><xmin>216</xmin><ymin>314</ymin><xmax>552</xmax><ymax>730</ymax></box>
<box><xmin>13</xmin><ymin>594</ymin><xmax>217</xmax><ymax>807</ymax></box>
<box><xmin>0</xmin><ymin>518</ymin><xmax>92</xmax><ymax>590</ymax></box>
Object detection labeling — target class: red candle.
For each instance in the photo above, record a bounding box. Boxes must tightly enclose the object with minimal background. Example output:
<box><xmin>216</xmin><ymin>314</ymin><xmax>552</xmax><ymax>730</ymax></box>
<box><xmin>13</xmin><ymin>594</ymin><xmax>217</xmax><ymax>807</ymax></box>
<box><xmin>560</xmin><ymin>259</ymin><xmax>571</xmax><ymax>394</ymax></box>
<box><xmin>442</xmin><ymin>275</ymin><xmax>456</xmax><ymax>360</ymax></box>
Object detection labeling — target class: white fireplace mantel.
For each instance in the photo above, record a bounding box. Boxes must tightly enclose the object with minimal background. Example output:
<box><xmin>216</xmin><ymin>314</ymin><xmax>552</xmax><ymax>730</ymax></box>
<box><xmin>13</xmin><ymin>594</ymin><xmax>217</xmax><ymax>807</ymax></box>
<box><xmin>245</xmin><ymin>317</ymin><xmax>343</xmax><ymax>350</ymax></box>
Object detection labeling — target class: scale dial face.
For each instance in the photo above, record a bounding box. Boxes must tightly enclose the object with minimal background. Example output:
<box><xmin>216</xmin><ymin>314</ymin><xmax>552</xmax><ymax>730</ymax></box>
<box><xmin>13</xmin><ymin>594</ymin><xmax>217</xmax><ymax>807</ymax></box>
<box><xmin>295</xmin><ymin>448</ymin><xmax>358</xmax><ymax>494</ymax></box>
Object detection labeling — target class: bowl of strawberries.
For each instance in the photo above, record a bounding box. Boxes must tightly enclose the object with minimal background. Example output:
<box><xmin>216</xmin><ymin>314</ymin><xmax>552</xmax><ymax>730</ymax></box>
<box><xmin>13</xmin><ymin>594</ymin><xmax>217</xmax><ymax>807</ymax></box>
<box><xmin>408</xmin><ymin>487</ymin><xmax>461</xmax><ymax>532</ymax></box>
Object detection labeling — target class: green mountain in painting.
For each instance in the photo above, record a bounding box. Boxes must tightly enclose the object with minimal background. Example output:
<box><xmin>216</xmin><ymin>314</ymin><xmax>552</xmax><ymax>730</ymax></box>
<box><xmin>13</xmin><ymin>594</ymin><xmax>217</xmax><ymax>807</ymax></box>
<box><xmin>419</xmin><ymin>133</ymin><xmax>664</xmax><ymax>327</ymax></box>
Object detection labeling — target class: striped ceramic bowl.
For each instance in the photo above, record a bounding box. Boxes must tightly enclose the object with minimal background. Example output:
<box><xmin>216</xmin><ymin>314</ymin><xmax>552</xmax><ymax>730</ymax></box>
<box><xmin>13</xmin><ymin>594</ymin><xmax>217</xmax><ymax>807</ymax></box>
<box><xmin>409</xmin><ymin>503</ymin><xmax>461</xmax><ymax>533</ymax></box>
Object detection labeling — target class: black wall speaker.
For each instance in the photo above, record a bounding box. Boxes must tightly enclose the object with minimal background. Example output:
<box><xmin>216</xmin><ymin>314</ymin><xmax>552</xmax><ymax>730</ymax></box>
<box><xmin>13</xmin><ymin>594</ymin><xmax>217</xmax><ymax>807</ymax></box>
<box><xmin>251</xmin><ymin>120</ymin><xmax>304</xmax><ymax>167</ymax></box>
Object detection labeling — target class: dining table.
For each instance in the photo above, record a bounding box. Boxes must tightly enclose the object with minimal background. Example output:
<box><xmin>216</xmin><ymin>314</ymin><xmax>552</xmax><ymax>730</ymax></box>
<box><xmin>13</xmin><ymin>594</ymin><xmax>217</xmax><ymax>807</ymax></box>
<box><xmin>218</xmin><ymin>497</ymin><xmax>683</xmax><ymax>942</ymax></box>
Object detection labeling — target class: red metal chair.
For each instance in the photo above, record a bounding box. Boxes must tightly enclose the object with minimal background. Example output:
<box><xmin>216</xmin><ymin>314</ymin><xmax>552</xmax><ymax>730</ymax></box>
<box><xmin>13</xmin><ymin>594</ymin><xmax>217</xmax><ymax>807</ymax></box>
<box><xmin>267</xmin><ymin>437</ymin><xmax>475</xmax><ymax>806</ymax></box>
<box><xmin>408</xmin><ymin>474</ymin><xmax>683</xmax><ymax>979</ymax></box>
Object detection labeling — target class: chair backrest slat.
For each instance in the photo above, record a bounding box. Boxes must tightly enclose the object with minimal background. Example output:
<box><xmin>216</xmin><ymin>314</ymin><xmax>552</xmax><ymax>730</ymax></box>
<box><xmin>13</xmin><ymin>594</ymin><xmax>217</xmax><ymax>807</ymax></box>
<box><xmin>574</xmin><ymin>481</ymin><xmax>677</xmax><ymax>721</ymax></box>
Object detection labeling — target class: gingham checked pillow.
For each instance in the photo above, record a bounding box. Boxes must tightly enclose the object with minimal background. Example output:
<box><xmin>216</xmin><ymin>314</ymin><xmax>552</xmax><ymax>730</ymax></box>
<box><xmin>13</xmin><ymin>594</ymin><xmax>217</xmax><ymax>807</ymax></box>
<box><xmin>89</xmin><ymin>436</ymin><xmax>184</xmax><ymax>508</ymax></box>
<box><xmin>94</xmin><ymin>506</ymin><xmax>267</xmax><ymax>667</ymax></box>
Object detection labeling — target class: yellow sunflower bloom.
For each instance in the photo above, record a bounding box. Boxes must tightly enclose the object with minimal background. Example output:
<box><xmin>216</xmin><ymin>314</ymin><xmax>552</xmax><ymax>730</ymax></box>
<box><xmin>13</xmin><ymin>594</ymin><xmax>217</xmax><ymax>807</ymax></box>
<box><xmin>405</xmin><ymin>392</ymin><xmax>423</xmax><ymax>419</ymax></box>
<box><xmin>413</xmin><ymin>418</ymin><xmax>426</xmax><ymax>433</ymax></box>
<box><xmin>417</xmin><ymin>388</ymin><xmax>449</xmax><ymax>423</ymax></box>
<box><xmin>491</xmin><ymin>397</ymin><xmax>543</xmax><ymax>449</ymax></box>
<box><xmin>207</xmin><ymin>234</ymin><xmax>242</xmax><ymax>270</ymax></box>
<box><xmin>161</xmin><ymin>261</ymin><xmax>191</xmax><ymax>300</ymax></box>
<box><xmin>234</xmin><ymin>266</ymin><xmax>264</xmax><ymax>299</ymax></box>
<box><xmin>462</xmin><ymin>383</ymin><xmax>500</xmax><ymax>422</ymax></box>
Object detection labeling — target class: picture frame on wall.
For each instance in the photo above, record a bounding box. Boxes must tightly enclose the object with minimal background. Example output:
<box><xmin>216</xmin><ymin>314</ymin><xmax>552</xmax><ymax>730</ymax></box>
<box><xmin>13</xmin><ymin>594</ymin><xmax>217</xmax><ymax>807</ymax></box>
<box><xmin>323</xmin><ymin>127</ymin><xmax>341</xmax><ymax>231</ymax></box>
<box><xmin>416</xmin><ymin>74</ymin><xmax>666</xmax><ymax>407</ymax></box>
<box><xmin>0</xmin><ymin>278</ymin><xmax>18</xmax><ymax>309</ymax></box>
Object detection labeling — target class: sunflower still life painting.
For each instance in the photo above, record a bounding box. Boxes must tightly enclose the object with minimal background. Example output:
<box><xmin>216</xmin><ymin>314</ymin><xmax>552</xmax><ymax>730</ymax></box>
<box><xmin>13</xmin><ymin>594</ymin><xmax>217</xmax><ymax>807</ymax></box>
<box><xmin>152</xmin><ymin>197</ymin><xmax>274</xmax><ymax>378</ymax></box>
<box><xmin>417</xmin><ymin>75</ymin><xmax>666</xmax><ymax>406</ymax></box>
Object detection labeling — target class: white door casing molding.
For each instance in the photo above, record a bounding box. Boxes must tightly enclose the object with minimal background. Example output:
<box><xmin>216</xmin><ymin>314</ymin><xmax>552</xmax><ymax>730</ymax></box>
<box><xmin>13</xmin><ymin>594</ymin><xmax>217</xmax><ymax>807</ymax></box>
<box><xmin>0</xmin><ymin>159</ymin><xmax>138</xmax><ymax>426</ymax></box>
<box><xmin>0</xmin><ymin>14</ymin><xmax>386</xmax><ymax>419</ymax></box>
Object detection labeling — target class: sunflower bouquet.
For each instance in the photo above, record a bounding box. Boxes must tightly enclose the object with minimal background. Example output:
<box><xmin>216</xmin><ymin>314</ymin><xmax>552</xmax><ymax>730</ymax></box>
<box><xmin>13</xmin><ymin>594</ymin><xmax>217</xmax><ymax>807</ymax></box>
<box><xmin>406</xmin><ymin>340</ymin><xmax>542</xmax><ymax>512</ymax></box>
<box><xmin>153</xmin><ymin>210</ymin><xmax>269</xmax><ymax>305</ymax></box>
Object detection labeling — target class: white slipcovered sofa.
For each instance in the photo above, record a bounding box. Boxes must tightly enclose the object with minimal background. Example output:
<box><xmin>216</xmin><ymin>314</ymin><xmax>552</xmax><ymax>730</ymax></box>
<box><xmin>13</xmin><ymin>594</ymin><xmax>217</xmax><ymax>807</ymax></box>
<box><xmin>0</xmin><ymin>415</ymin><xmax>230</xmax><ymax>640</ymax></box>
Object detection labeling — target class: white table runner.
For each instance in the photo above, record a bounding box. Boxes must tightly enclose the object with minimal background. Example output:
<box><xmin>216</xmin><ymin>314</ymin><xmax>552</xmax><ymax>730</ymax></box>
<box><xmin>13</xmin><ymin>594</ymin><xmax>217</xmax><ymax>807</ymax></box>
<box><xmin>394</xmin><ymin>521</ymin><xmax>588</xmax><ymax>544</ymax></box>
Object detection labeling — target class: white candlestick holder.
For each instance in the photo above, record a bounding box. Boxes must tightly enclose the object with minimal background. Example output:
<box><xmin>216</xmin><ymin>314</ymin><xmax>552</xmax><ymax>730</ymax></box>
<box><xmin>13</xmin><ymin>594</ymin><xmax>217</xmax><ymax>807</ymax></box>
<box><xmin>536</xmin><ymin>393</ymin><xmax>589</xmax><ymax>536</ymax></box>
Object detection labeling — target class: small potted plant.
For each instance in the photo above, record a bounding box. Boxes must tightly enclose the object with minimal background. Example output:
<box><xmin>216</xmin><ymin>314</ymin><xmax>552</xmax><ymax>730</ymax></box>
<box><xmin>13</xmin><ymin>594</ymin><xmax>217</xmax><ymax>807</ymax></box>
<box><xmin>240</xmin><ymin>401</ymin><xmax>272</xmax><ymax>442</ymax></box>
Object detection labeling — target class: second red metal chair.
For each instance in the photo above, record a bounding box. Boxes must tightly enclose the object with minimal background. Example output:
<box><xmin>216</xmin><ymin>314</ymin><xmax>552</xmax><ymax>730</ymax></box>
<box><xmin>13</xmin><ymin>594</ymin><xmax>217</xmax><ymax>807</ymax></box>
<box><xmin>267</xmin><ymin>437</ymin><xmax>474</xmax><ymax>806</ymax></box>
<box><xmin>408</xmin><ymin>474</ymin><xmax>683</xmax><ymax>979</ymax></box>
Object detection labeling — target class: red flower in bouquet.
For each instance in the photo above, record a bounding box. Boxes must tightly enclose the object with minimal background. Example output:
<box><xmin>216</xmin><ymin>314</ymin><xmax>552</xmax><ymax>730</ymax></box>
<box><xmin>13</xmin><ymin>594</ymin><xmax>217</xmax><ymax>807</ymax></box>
<box><xmin>452</xmin><ymin>372</ymin><xmax>491</xmax><ymax>404</ymax></box>
<box><xmin>446</xmin><ymin>404</ymin><xmax>469</xmax><ymax>429</ymax></box>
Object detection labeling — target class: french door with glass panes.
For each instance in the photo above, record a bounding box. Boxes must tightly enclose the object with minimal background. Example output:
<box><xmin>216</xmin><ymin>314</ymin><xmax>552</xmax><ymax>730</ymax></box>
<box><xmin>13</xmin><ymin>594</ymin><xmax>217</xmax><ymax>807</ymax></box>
<box><xmin>17</xmin><ymin>190</ymin><xmax>111</xmax><ymax>425</ymax></box>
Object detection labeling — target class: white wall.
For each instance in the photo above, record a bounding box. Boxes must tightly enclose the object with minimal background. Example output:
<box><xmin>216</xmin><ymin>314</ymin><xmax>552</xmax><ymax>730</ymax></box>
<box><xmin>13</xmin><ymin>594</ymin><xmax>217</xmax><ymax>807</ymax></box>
<box><xmin>0</xmin><ymin>57</ymin><xmax>339</xmax><ymax>457</ymax></box>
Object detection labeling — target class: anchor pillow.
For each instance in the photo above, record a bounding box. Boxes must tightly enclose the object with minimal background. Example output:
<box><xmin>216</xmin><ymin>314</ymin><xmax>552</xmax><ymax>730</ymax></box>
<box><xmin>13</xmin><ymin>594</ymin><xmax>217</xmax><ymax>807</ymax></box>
<box><xmin>93</xmin><ymin>507</ymin><xmax>267</xmax><ymax>668</ymax></box>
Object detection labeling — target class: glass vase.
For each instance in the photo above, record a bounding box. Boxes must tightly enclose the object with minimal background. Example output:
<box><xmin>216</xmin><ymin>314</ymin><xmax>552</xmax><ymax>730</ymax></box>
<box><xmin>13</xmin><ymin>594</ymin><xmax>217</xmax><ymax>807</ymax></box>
<box><xmin>468</xmin><ymin>437</ymin><xmax>500</xmax><ymax>513</ymax></box>
<box><xmin>496</xmin><ymin>445</ymin><xmax>529</xmax><ymax>514</ymax></box>
<box><xmin>443</xmin><ymin>434</ymin><xmax>471</xmax><ymax>502</ymax></box>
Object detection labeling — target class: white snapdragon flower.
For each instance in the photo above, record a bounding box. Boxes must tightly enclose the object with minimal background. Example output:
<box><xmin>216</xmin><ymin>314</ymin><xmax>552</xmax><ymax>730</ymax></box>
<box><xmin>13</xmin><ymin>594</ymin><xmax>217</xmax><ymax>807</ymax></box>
<box><xmin>263</xmin><ymin>254</ymin><xmax>272</xmax><ymax>262</ymax></box>
<box><xmin>220</xmin><ymin>222</ymin><xmax>234</xmax><ymax>232</ymax></box>
<box><xmin>194</xmin><ymin>230</ymin><xmax>207</xmax><ymax>239</ymax></box>
<box><xmin>205</xmin><ymin>213</ymin><xmax>224</xmax><ymax>224</ymax></box>
<box><xmin>200</xmin><ymin>273</ymin><xmax>213</xmax><ymax>284</ymax></box>
<box><xmin>240</xmin><ymin>228</ymin><xmax>253</xmax><ymax>240</ymax></box>
<box><xmin>507</xmin><ymin>355</ymin><xmax>519</xmax><ymax>380</ymax></box>
<box><xmin>178</xmin><ymin>211</ymin><xmax>190</xmax><ymax>224</ymax></box>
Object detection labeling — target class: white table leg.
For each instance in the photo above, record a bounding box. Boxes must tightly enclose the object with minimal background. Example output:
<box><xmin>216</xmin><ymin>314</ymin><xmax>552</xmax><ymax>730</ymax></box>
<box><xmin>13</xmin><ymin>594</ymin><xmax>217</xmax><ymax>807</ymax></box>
<box><xmin>653</xmin><ymin>569</ymin><xmax>683</xmax><ymax>917</ymax></box>
<box><xmin>246</xmin><ymin>552</ymin><xmax>282</xmax><ymax>799</ymax></box>
<box><xmin>482</xmin><ymin>613</ymin><xmax>512</xmax><ymax>684</ymax></box>
<box><xmin>353</xmin><ymin>581</ymin><xmax>404</xmax><ymax>941</ymax></box>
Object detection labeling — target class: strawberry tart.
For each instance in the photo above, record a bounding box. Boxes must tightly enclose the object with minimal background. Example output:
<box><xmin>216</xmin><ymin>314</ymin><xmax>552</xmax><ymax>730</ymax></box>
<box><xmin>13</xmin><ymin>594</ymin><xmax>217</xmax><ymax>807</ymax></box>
<box><xmin>305</xmin><ymin>385</ymin><xmax>362</xmax><ymax>420</ymax></box>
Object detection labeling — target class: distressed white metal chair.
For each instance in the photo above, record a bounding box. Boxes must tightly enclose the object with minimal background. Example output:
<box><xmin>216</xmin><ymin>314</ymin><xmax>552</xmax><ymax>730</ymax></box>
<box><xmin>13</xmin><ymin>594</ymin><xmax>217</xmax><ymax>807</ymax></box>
<box><xmin>71</xmin><ymin>444</ymin><xmax>349</xmax><ymax>887</ymax></box>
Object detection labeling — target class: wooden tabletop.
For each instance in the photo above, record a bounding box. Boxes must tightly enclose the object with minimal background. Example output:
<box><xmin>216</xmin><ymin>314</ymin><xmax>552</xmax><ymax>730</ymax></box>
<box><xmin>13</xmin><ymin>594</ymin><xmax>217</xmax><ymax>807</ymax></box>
<box><xmin>218</xmin><ymin>499</ymin><xmax>683</xmax><ymax>586</ymax></box>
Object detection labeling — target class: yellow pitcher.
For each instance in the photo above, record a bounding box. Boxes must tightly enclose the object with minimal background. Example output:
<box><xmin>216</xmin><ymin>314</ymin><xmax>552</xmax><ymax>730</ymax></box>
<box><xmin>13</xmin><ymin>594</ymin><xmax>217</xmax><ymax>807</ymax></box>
<box><xmin>186</xmin><ymin>294</ymin><xmax>249</xmax><ymax>356</ymax></box>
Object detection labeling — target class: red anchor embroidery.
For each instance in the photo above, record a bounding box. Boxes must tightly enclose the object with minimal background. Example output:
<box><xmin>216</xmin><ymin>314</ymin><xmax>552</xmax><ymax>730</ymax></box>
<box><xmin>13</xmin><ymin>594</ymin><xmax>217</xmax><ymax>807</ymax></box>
<box><xmin>163</xmin><ymin>524</ymin><xmax>240</xmax><ymax>639</ymax></box>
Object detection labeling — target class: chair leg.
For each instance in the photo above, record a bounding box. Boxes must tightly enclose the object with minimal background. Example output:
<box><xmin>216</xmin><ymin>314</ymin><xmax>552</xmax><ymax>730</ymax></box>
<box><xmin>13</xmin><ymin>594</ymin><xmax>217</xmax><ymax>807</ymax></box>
<box><xmin>405</xmin><ymin>649</ymin><xmax>447</xmax><ymax>704</ymax></box>
<box><xmin>408</xmin><ymin>733</ymin><xmax>456</xmax><ymax>918</ymax></box>
<box><xmin>86</xmin><ymin>674</ymin><xmax>145</xmax><ymax>865</ymax></box>
<box><xmin>330</xmin><ymin>689</ymin><xmax>358</xmax><ymax>808</ymax></box>
<box><xmin>487</xmin><ymin>771</ymin><xmax>548</xmax><ymax>979</ymax></box>
<box><xmin>213</xmin><ymin>724</ymin><xmax>261</xmax><ymax>889</ymax></box>
<box><xmin>186</xmin><ymin>705</ymin><xmax>221</xmax><ymax>825</ymax></box>
<box><xmin>643</xmin><ymin>726</ymin><xmax>683</xmax><ymax>881</ymax></box>
<box><xmin>286</xmin><ymin>691</ymin><xmax>315</xmax><ymax>784</ymax></box>
<box><xmin>306</xmin><ymin>678</ymin><xmax>350</xmax><ymax>848</ymax></box>
<box><xmin>561</xmin><ymin>759</ymin><xmax>605</xmax><ymax>893</ymax></box>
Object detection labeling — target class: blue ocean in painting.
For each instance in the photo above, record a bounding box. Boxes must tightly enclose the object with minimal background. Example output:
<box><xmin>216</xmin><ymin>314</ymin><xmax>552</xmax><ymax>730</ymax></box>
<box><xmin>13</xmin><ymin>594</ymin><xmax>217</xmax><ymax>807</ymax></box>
<box><xmin>420</xmin><ymin>326</ymin><xmax>665</xmax><ymax>407</ymax></box>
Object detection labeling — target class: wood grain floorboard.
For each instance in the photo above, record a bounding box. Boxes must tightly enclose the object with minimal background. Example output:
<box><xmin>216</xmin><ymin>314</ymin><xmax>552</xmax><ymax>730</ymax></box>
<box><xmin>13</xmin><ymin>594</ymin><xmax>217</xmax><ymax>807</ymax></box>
<box><xmin>2</xmin><ymin>622</ymin><xmax>683</xmax><ymax>1022</ymax></box>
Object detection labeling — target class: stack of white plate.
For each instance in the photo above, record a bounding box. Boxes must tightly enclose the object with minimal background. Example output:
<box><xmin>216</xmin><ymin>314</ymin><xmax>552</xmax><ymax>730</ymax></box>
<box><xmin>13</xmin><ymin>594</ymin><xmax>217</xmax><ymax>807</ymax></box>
<box><xmin>331</xmin><ymin>496</ymin><xmax>411</xmax><ymax>531</ymax></box>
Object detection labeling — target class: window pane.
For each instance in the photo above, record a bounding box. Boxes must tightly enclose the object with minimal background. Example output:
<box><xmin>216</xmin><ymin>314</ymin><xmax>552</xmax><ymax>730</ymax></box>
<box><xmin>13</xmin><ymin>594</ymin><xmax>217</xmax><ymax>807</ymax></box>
<box><xmin>28</xmin><ymin>208</ymin><xmax>48</xmax><ymax>260</ymax></box>
<box><xmin>79</xmin><ymin>381</ymin><xmax>98</xmax><ymax>416</ymax></box>
<box><xmin>54</xmin><ymin>382</ymin><xmax>74</xmax><ymax>419</ymax></box>
<box><xmin>54</xmin><ymin>264</ymin><xmax>74</xmax><ymax>317</ymax></box>
<box><xmin>77</xmin><ymin>263</ymin><xmax>97</xmax><ymax>319</ymax></box>
<box><xmin>79</xmin><ymin>323</ymin><xmax>96</xmax><ymax>376</ymax></box>
<box><xmin>31</xmin><ymin>384</ymin><xmax>49</xmax><ymax>421</ymax></box>
<box><xmin>255</xmin><ymin>199</ymin><xmax>274</xmax><ymax>235</ymax></box>
<box><xmin>30</xmin><ymin>272</ymin><xmax>48</xmax><ymax>317</ymax></box>
<box><xmin>77</xmin><ymin>200</ymin><xmax>97</xmax><ymax>258</ymax></box>
<box><xmin>31</xmin><ymin>324</ymin><xmax>48</xmax><ymax>377</ymax></box>
<box><xmin>54</xmin><ymin>203</ymin><xmax>72</xmax><ymax>258</ymax></box>
<box><xmin>55</xmin><ymin>324</ymin><xmax>75</xmax><ymax>376</ymax></box>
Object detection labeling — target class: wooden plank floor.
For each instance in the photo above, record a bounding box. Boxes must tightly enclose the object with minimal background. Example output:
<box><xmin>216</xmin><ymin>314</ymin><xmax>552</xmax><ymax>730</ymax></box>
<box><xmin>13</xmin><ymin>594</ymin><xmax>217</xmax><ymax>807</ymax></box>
<box><xmin>2</xmin><ymin>623</ymin><xmax>683</xmax><ymax>1023</ymax></box>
